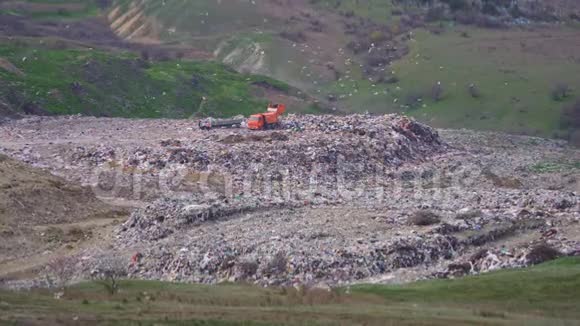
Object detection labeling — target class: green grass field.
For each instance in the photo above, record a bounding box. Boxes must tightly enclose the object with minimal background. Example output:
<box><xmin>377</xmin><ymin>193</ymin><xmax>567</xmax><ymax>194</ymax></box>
<box><xmin>0</xmin><ymin>40</ymin><xmax>306</xmax><ymax>118</ymax></box>
<box><xmin>310</xmin><ymin>0</ymin><xmax>395</xmax><ymax>24</ymax></box>
<box><xmin>1</xmin><ymin>258</ymin><xmax>579</xmax><ymax>325</ymax></box>
<box><xmin>396</xmin><ymin>26</ymin><xmax>580</xmax><ymax>137</ymax></box>
<box><xmin>0</xmin><ymin>0</ymin><xmax>100</xmax><ymax>20</ymax></box>
<box><xmin>119</xmin><ymin>0</ymin><xmax>580</xmax><ymax>137</ymax></box>
<box><xmin>330</xmin><ymin>25</ymin><xmax>580</xmax><ymax>138</ymax></box>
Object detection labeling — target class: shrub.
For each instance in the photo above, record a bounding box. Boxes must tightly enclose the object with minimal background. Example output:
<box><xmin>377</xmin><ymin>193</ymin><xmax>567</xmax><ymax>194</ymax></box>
<box><xmin>404</xmin><ymin>93</ymin><xmax>423</xmax><ymax>109</ymax></box>
<box><xmin>366</xmin><ymin>53</ymin><xmax>389</xmax><ymax>67</ymax></box>
<box><xmin>235</xmin><ymin>260</ymin><xmax>259</xmax><ymax>279</ymax></box>
<box><xmin>454</xmin><ymin>10</ymin><xmax>478</xmax><ymax>24</ymax></box>
<box><xmin>265</xmin><ymin>251</ymin><xmax>288</xmax><ymax>275</ymax></box>
<box><xmin>384</xmin><ymin>75</ymin><xmax>400</xmax><ymax>84</ymax></box>
<box><xmin>476</xmin><ymin>15</ymin><xmax>505</xmax><ymax>28</ymax></box>
<box><xmin>482</xmin><ymin>168</ymin><xmax>522</xmax><ymax>189</ymax></box>
<box><xmin>140</xmin><ymin>50</ymin><xmax>150</xmax><ymax>61</ymax></box>
<box><xmin>442</xmin><ymin>0</ymin><xmax>470</xmax><ymax>12</ymax></box>
<box><xmin>425</xmin><ymin>6</ymin><xmax>446</xmax><ymax>22</ymax></box>
<box><xmin>309</xmin><ymin>19</ymin><xmax>324</xmax><ymax>32</ymax></box>
<box><xmin>468</xmin><ymin>83</ymin><xmax>481</xmax><ymax>98</ymax></box>
<box><xmin>96</xmin><ymin>0</ymin><xmax>111</xmax><ymax>9</ymax></box>
<box><xmin>482</xmin><ymin>3</ymin><xmax>500</xmax><ymax>16</ymax></box>
<box><xmin>280</xmin><ymin>30</ymin><xmax>307</xmax><ymax>43</ymax></box>
<box><xmin>370</xmin><ymin>31</ymin><xmax>386</xmax><ymax>43</ymax></box>
<box><xmin>456</xmin><ymin>209</ymin><xmax>482</xmax><ymax>220</ymax></box>
<box><xmin>346</xmin><ymin>40</ymin><xmax>370</xmax><ymax>54</ymax></box>
<box><xmin>527</xmin><ymin>244</ymin><xmax>561</xmax><ymax>265</ymax></box>
<box><xmin>551</xmin><ymin>83</ymin><xmax>571</xmax><ymax>101</ymax></box>
<box><xmin>57</xmin><ymin>9</ymin><xmax>70</xmax><ymax>16</ymax></box>
<box><xmin>408</xmin><ymin>210</ymin><xmax>441</xmax><ymax>226</ymax></box>
<box><xmin>341</xmin><ymin>10</ymin><xmax>355</xmax><ymax>18</ymax></box>
<box><xmin>431</xmin><ymin>83</ymin><xmax>444</xmax><ymax>101</ymax></box>
<box><xmin>44</xmin><ymin>256</ymin><xmax>77</xmax><ymax>290</ymax></box>
<box><xmin>53</xmin><ymin>40</ymin><xmax>69</xmax><ymax>50</ymax></box>
<box><xmin>569</xmin><ymin>130</ymin><xmax>580</xmax><ymax>148</ymax></box>
<box><xmin>391</xmin><ymin>9</ymin><xmax>403</xmax><ymax>16</ymax></box>
<box><xmin>428</xmin><ymin>25</ymin><xmax>445</xmax><ymax>35</ymax></box>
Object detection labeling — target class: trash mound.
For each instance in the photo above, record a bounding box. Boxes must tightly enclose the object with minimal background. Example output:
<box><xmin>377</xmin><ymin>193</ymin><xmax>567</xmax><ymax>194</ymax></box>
<box><xmin>77</xmin><ymin>114</ymin><xmax>444</xmax><ymax>182</ymax></box>
<box><xmin>120</xmin><ymin>195</ymin><xmax>297</xmax><ymax>242</ymax></box>
<box><xmin>118</xmin><ymin>189</ymin><xmax>579</xmax><ymax>286</ymax></box>
<box><xmin>442</xmin><ymin>241</ymin><xmax>580</xmax><ymax>279</ymax></box>
<box><xmin>43</xmin><ymin>114</ymin><xmax>445</xmax><ymax>202</ymax></box>
<box><xmin>125</xmin><ymin>229</ymin><xmax>459</xmax><ymax>286</ymax></box>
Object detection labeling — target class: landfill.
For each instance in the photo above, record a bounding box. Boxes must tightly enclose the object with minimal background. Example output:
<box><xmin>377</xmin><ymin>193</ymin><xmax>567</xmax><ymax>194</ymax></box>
<box><xmin>0</xmin><ymin>114</ymin><xmax>579</xmax><ymax>286</ymax></box>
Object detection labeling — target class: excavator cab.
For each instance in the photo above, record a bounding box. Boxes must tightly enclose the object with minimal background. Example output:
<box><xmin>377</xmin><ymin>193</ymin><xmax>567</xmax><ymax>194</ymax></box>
<box><xmin>247</xmin><ymin>114</ymin><xmax>264</xmax><ymax>130</ymax></box>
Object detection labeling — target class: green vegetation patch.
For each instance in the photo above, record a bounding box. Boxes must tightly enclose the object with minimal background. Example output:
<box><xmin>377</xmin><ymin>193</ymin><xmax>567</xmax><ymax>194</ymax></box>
<box><xmin>354</xmin><ymin>257</ymin><xmax>580</xmax><ymax>317</ymax></box>
<box><xmin>0</xmin><ymin>0</ymin><xmax>101</xmax><ymax>20</ymax></box>
<box><xmin>0</xmin><ymin>41</ymin><xmax>298</xmax><ymax>118</ymax></box>
<box><xmin>332</xmin><ymin>26</ymin><xmax>580</xmax><ymax>138</ymax></box>
<box><xmin>529</xmin><ymin>161</ymin><xmax>580</xmax><ymax>173</ymax></box>
<box><xmin>310</xmin><ymin>0</ymin><xmax>395</xmax><ymax>24</ymax></box>
<box><xmin>1</xmin><ymin>258</ymin><xmax>579</xmax><ymax>325</ymax></box>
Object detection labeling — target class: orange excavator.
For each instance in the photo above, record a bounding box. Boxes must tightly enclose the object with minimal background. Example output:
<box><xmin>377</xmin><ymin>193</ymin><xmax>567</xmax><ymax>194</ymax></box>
<box><xmin>200</xmin><ymin>104</ymin><xmax>286</xmax><ymax>131</ymax></box>
<box><xmin>247</xmin><ymin>104</ymin><xmax>286</xmax><ymax>130</ymax></box>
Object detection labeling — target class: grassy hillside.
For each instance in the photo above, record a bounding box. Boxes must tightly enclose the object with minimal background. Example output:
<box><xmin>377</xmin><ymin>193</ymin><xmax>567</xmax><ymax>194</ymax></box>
<box><xmin>102</xmin><ymin>0</ymin><xmax>580</xmax><ymax>138</ymax></box>
<box><xmin>0</xmin><ymin>40</ymin><xmax>312</xmax><ymax>118</ymax></box>
<box><xmin>398</xmin><ymin>27</ymin><xmax>579</xmax><ymax>137</ymax></box>
<box><xmin>1</xmin><ymin>0</ymin><xmax>579</xmax><ymax>139</ymax></box>
<box><xmin>332</xmin><ymin>25</ymin><xmax>580</xmax><ymax>137</ymax></box>
<box><xmin>311</xmin><ymin>0</ymin><xmax>395</xmax><ymax>24</ymax></box>
<box><xmin>1</xmin><ymin>257</ymin><xmax>579</xmax><ymax>325</ymax></box>
<box><xmin>0</xmin><ymin>0</ymin><xmax>101</xmax><ymax>20</ymax></box>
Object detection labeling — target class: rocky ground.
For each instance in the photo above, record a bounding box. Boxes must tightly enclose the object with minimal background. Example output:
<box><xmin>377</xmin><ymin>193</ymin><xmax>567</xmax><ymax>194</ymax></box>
<box><xmin>0</xmin><ymin>114</ymin><xmax>578</xmax><ymax>288</ymax></box>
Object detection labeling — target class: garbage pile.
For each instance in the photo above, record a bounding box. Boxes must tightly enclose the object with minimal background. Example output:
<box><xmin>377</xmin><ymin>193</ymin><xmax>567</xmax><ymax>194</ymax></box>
<box><xmin>117</xmin><ymin>186</ymin><xmax>579</xmax><ymax>286</ymax></box>
<box><xmin>56</xmin><ymin>114</ymin><xmax>445</xmax><ymax>202</ymax></box>
<box><xmin>1</xmin><ymin>113</ymin><xmax>578</xmax><ymax>287</ymax></box>
<box><xmin>443</xmin><ymin>238</ymin><xmax>580</xmax><ymax>279</ymax></box>
<box><xmin>123</xmin><ymin>225</ymin><xmax>460</xmax><ymax>286</ymax></box>
<box><xmin>121</xmin><ymin>114</ymin><xmax>443</xmax><ymax>177</ymax></box>
<box><xmin>120</xmin><ymin>194</ymin><xmax>300</xmax><ymax>242</ymax></box>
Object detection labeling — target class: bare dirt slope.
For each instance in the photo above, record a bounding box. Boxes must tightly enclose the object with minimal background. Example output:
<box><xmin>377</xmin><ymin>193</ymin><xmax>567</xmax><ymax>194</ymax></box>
<box><xmin>0</xmin><ymin>154</ymin><xmax>119</xmax><ymax>226</ymax></box>
<box><xmin>0</xmin><ymin>153</ymin><xmax>127</xmax><ymax>281</ymax></box>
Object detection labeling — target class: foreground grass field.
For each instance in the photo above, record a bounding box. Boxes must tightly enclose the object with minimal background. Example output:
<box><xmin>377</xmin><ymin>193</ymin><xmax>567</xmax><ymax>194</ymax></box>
<box><xmin>1</xmin><ymin>258</ymin><xmax>579</xmax><ymax>325</ymax></box>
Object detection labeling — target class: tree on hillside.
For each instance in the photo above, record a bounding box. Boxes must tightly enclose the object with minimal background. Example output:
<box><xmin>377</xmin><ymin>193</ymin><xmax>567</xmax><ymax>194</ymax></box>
<box><xmin>468</xmin><ymin>83</ymin><xmax>481</xmax><ymax>98</ymax></box>
<box><xmin>552</xmin><ymin>83</ymin><xmax>572</xmax><ymax>102</ymax></box>
<box><xmin>90</xmin><ymin>254</ymin><xmax>128</xmax><ymax>295</ymax></box>
<box><xmin>44</xmin><ymin>256</ymin><xmax>78</xmax><ymax>291</ymax></box>
<box><xmin>431</xmin><ymin>82</ymin><xmax>444</xmax><ymax>101</ymax></box>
